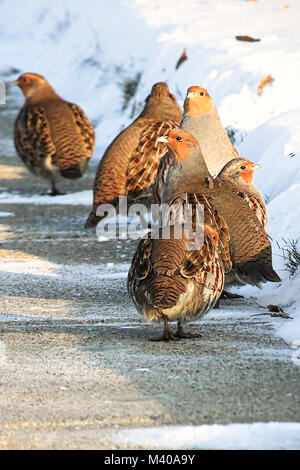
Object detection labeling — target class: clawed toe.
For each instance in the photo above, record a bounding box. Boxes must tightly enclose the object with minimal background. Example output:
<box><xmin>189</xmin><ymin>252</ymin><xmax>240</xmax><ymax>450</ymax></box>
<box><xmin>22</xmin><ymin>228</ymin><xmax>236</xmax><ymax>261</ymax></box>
<box><xmin>50</xmin><ymin>190</ymin><xmax>66</xmax><ymax>196</ymax></box>
<box><xmin>149</xmin><ymin>330</ymin><xmax>180</xmax><ymax>342</ymax></box>
<box><xmin>221</xmin><ymin>290</ymin><xmax>244</xmax><ymax>299</ymax></box>
<box><xmin>41</xmin><ymin>190</ymin><xmax>66</xmax><ymax>196</ymax></box>
<box><xmin>174</xmin><ymin>328</ymin><xmax>202</xmax><ymax>339</ymax></box>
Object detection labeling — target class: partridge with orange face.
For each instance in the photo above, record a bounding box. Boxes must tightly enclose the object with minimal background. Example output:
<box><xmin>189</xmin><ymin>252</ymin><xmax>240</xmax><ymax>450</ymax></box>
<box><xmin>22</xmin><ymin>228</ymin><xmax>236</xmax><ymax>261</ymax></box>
<box><xmin>12</xmin><ymin>73</ymin><xmax>95</xmax><ymax>195</ymax></box>
<box><xmin>85</xmin><ymin>82</ymin><xmax>181</xmax><ymax>228</ymax></box>
<box><xmin>217</xmin><ymin>157</ymin><xmax>267</xmax><ymax>229</ymax></box>
<box><xmin>128</xmin><ymin>129</ymin><xmax>231</xmax><ymax>341</ymax></box>
<box><xmin>153</xmin><ymin>85</ymin><xmax>239</xmax><ymax>204</ymax></box>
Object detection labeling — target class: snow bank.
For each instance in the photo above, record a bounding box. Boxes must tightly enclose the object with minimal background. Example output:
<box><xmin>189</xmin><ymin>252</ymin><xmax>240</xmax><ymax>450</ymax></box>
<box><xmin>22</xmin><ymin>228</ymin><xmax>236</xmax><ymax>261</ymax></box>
<box><xmin>238</xmin><ymin>112</ymin><xmax>300</xmax><ymax>345</ymax></box>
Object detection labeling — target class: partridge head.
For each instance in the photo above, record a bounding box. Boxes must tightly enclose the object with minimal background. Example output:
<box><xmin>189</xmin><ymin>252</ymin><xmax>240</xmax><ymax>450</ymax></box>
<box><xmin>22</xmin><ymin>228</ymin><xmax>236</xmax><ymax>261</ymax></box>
<box><xmin>218</xmin><ymin>158</ymin><xmax>261</xmax><ymax>184</ymax></box>
<box><xmin>217</xmin><ymin>157</ymin><xmax>267</xmax><ymax>230</ymax></box>
<box><xmin>11</xmin><ymin>73</ymin><xmax>58</xmax><ymax>100</ymax></box>
<box><xmin>183</xmin><ymin>86</ymin><xmax>213</xmax><ymax>116</ymax></box>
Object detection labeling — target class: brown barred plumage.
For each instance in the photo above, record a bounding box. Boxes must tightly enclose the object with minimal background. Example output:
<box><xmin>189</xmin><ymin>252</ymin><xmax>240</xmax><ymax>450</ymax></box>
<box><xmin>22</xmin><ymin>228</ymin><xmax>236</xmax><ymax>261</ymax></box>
<box><xmin>217</xmin><ymin>157</ymin><xmax>267</xmax><ymax>229</ymax></box>
<box><xmin>85</xmin><ymin>82</ymin><xmax>181</xmax><ymax>228</ymax></box>
<box><xmin>127</xmin><ymin>224</ymin><xmax>225</xmax><ymax>339</ymax></box>
<box><xmin>127</xmin><ymin>130</ymin><xmax>233</xmax><ymax>341</ymax></box>
<box><xmin>126</xmin><ymin>120</ymin><xmax>178</xmax><ymax>193</ymax></box>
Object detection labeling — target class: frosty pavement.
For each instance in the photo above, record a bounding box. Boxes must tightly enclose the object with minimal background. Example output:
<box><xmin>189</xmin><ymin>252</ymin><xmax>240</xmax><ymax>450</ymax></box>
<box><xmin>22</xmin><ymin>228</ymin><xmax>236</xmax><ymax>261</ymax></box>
<box><xmin>0</xmin><ymin>152</ymin><xmax>300</xmax><ymax>449</ymax></box>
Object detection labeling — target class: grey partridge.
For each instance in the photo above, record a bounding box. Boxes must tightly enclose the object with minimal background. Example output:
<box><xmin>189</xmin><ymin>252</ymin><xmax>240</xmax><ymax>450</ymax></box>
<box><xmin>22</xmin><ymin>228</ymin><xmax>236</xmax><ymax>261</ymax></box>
<box><xmin>128</xmin><ymin>224</ymin><xmax>227</xmax><ymax>341</ymax></box>
<box><xmin>85</xmin><ymin>82</ymin><xmax>181</xmax><ymax>228</ymax></box>
<box><xmin>13</xmin><ymin>73</ymin><xmax>95</xmax><ymax>195</ymax></box>
<box><xmin>128</xmin><ymin>129</ymin><xmax>231</xmax><ymax>341</ymax></box>
<box><xmin>216</xmin><ymin>157</ymin><xmax>267</xmax><ymax>229</ymax></box>
<box><xmin>159</xmin><ymin>129</ymin><xmax>280</xmax><ymax>287</ymax></box>
<box><xmin>180</xmin><ymin>86</ymin><xmax>239</xmax><ymax>176</ymax></box>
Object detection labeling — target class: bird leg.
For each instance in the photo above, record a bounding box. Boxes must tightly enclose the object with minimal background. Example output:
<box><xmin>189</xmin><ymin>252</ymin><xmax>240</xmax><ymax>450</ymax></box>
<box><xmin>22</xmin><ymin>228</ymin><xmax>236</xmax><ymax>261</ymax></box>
<box><xmin>149</xmin><ymin>315</ymin><xmax>180</xmax><ymax>342</ymax></box>
<box><xmin>221</xmin><ymin>290</ymin><xmax>244</xmax><ymax>299</ymax></box>
<box><xmin>174</xmin><ymin>321</ymin><xmax>202</xmax><ymax>339</ymax></box>
<box><xmin>44</xmin><ymin>175</ymin><xmax>65</xmax><ymax>196</ymax></box>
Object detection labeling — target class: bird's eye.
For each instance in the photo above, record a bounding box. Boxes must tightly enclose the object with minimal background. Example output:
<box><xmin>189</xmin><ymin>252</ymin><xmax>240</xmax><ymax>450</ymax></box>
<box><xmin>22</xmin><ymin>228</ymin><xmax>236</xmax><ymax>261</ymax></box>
<box><xmin>200</xmin><ymin>92</ymin><xmax>204</xmax><ymax>96</ymax></box>
<box><xmin>240</xmin><ymin>165</ymin><xmax>246</xmax><ymax>170</ymax></box>
<box><xmin>176</xmin><ymin>136</ymin><xmax>182</xmax><ymax>141</ymax></box>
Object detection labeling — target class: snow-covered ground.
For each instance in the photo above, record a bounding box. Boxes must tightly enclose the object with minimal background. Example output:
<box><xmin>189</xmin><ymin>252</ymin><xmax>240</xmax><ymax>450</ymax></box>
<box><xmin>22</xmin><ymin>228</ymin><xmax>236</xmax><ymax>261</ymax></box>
<box><xmin>1</xmin><ymin>0</ymin><xmax>300</xmax><ymax>448</ymax></box>
<box><xmin>115</xmin><ymin>422</ymin><xmax>300</xmax><ymax>450</ymax></box>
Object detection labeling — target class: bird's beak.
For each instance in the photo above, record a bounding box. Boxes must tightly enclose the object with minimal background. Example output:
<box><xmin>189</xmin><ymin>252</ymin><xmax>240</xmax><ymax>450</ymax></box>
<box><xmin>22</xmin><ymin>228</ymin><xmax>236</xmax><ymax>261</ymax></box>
<box><xmin>10</xmin><ymin>79</ymin><xmax>19</xmax><ymax>86</ymax></box>
<box><xmin>157</xmin><ymin>135</ymin><xmax>169</xmax><ymax>143</ymax></box>
<box><xmin>252</xmin><ymin>163</ymin><xmax>262</xmax><ymax>169</ymax></box>
<box><xmin>186</xmin><ymin>91</ymin><xmax>195</xmax><ymax>99</ymax></box>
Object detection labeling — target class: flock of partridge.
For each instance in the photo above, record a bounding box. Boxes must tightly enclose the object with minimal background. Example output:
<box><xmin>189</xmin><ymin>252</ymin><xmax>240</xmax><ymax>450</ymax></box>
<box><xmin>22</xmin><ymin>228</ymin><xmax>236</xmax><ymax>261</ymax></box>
<box><xmin>11</xmin><ymin>73</ymin><xmax>280</xmax><ymax>341</ymax></box>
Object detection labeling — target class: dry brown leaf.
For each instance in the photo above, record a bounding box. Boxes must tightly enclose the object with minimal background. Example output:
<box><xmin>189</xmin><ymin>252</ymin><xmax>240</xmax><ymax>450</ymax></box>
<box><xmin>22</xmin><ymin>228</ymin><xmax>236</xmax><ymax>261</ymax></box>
<box><xmin>257</xmin><ymin>75</ymin><xmax>275</xmax><ymax>96</ymax></box>
<box><xmin>175</xmin><ymin>48</ymin><xmax>188</xmax><ymax>70</ymax></box>
<box><xmin>236</xmin><ymin>35</ymin><xmax>261</xmax><ymax>42</ymax></box>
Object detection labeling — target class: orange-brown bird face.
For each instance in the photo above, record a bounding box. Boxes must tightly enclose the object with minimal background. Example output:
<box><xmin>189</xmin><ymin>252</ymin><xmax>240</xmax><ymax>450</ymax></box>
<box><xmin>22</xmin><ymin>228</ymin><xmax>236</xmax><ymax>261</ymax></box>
<box><xmin>221</xmin><ymin>158</ymin><xmax>261</xmax><ymax>184</ymax></box>
<box><xmin>183</xmin><ymin>86</ymin><xmax>213</xmax><ymax>116</ymax></box>
<box><xmin>11</xmin><ymin>73</ymin><xmax>46</xmax><ymax>97</ymax></box>
<box><xmin>158</xmin><ymin>129</ymin><xmax>199</xmax><ymax>161</ymax></box>
<box><xmin>204</xmin><ymin>224</ymin><xmax>219</xmax><ymax>246</ymax></box>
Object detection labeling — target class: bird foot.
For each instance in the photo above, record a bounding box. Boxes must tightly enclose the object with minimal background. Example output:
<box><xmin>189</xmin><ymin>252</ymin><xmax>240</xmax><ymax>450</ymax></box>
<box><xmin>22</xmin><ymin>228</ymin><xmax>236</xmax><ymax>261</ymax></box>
<box><xmin>149</xmin><ymin>328</ymin><xmax>180</xmax><ymax>342</ymax></box>
<box><xmin>41</xmin><ymin>190</ymin><xmax>66</xmax><ymax>196</ymax></box>
<box><xmin>221</xmin><ymin>290</ymin><xmax>244</xmax><ymax>299</ymax></box>
<box><xmin>174</xmin><ymin>326</ymin><xmax>202</xmax><ymax>339</ymax></box>
<box><xmin>50</xmin><ymin>189</ymin><xmax>66</xmax><ymax>196</ymax></box>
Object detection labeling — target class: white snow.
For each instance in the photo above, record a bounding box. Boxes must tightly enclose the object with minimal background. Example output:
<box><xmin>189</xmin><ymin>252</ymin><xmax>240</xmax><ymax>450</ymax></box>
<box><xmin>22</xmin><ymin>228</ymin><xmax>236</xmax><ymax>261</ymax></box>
<box><xmin>0</xmin><ymin>190</ymin><xmax>92</xmax><ymax>205</ymax></box>
<box><xmin>1</xmin><ymin>2</ymin><xmax>300</xmax><ymax>352</ymax></box>
<box><xmin>0</xmin><ymin>258</ymin><xmax>130</xmax><ymax>280</ymax></box>
<box><xmin>0</xmin><ymin>211</ymin><xmax>14</xmax><ymax>217</ymax></box>
<box><xmin>115</xmin><ymin>422</ymin><xmax>300</xmax><ymax>450</ymax></box>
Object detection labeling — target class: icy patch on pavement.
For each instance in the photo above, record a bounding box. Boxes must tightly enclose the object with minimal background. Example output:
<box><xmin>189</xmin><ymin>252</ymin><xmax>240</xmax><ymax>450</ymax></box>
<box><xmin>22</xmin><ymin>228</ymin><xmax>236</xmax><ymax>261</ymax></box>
<box><xmin>0</xmin><ymin>190</ymin><xmax>92</xmax><ymax>205</ymax></box>
<box><xmin>0</xmin><ymin>257</ymin><xmax>130</xmax><ymax>280</ymax></box>
<box><xmin>0</xmin><ymin>258</ymin><xmax>60</xmax><ymax>276</ymax></box>
<box><xmin>0</xmin><ymin>211</ymin><xmax>14</xmax><ymax>217</ymax></box>
<box><xmin>115</xmin><ymin>422</ymin><xmax>300</xmax><ymax>450</ymax></box>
